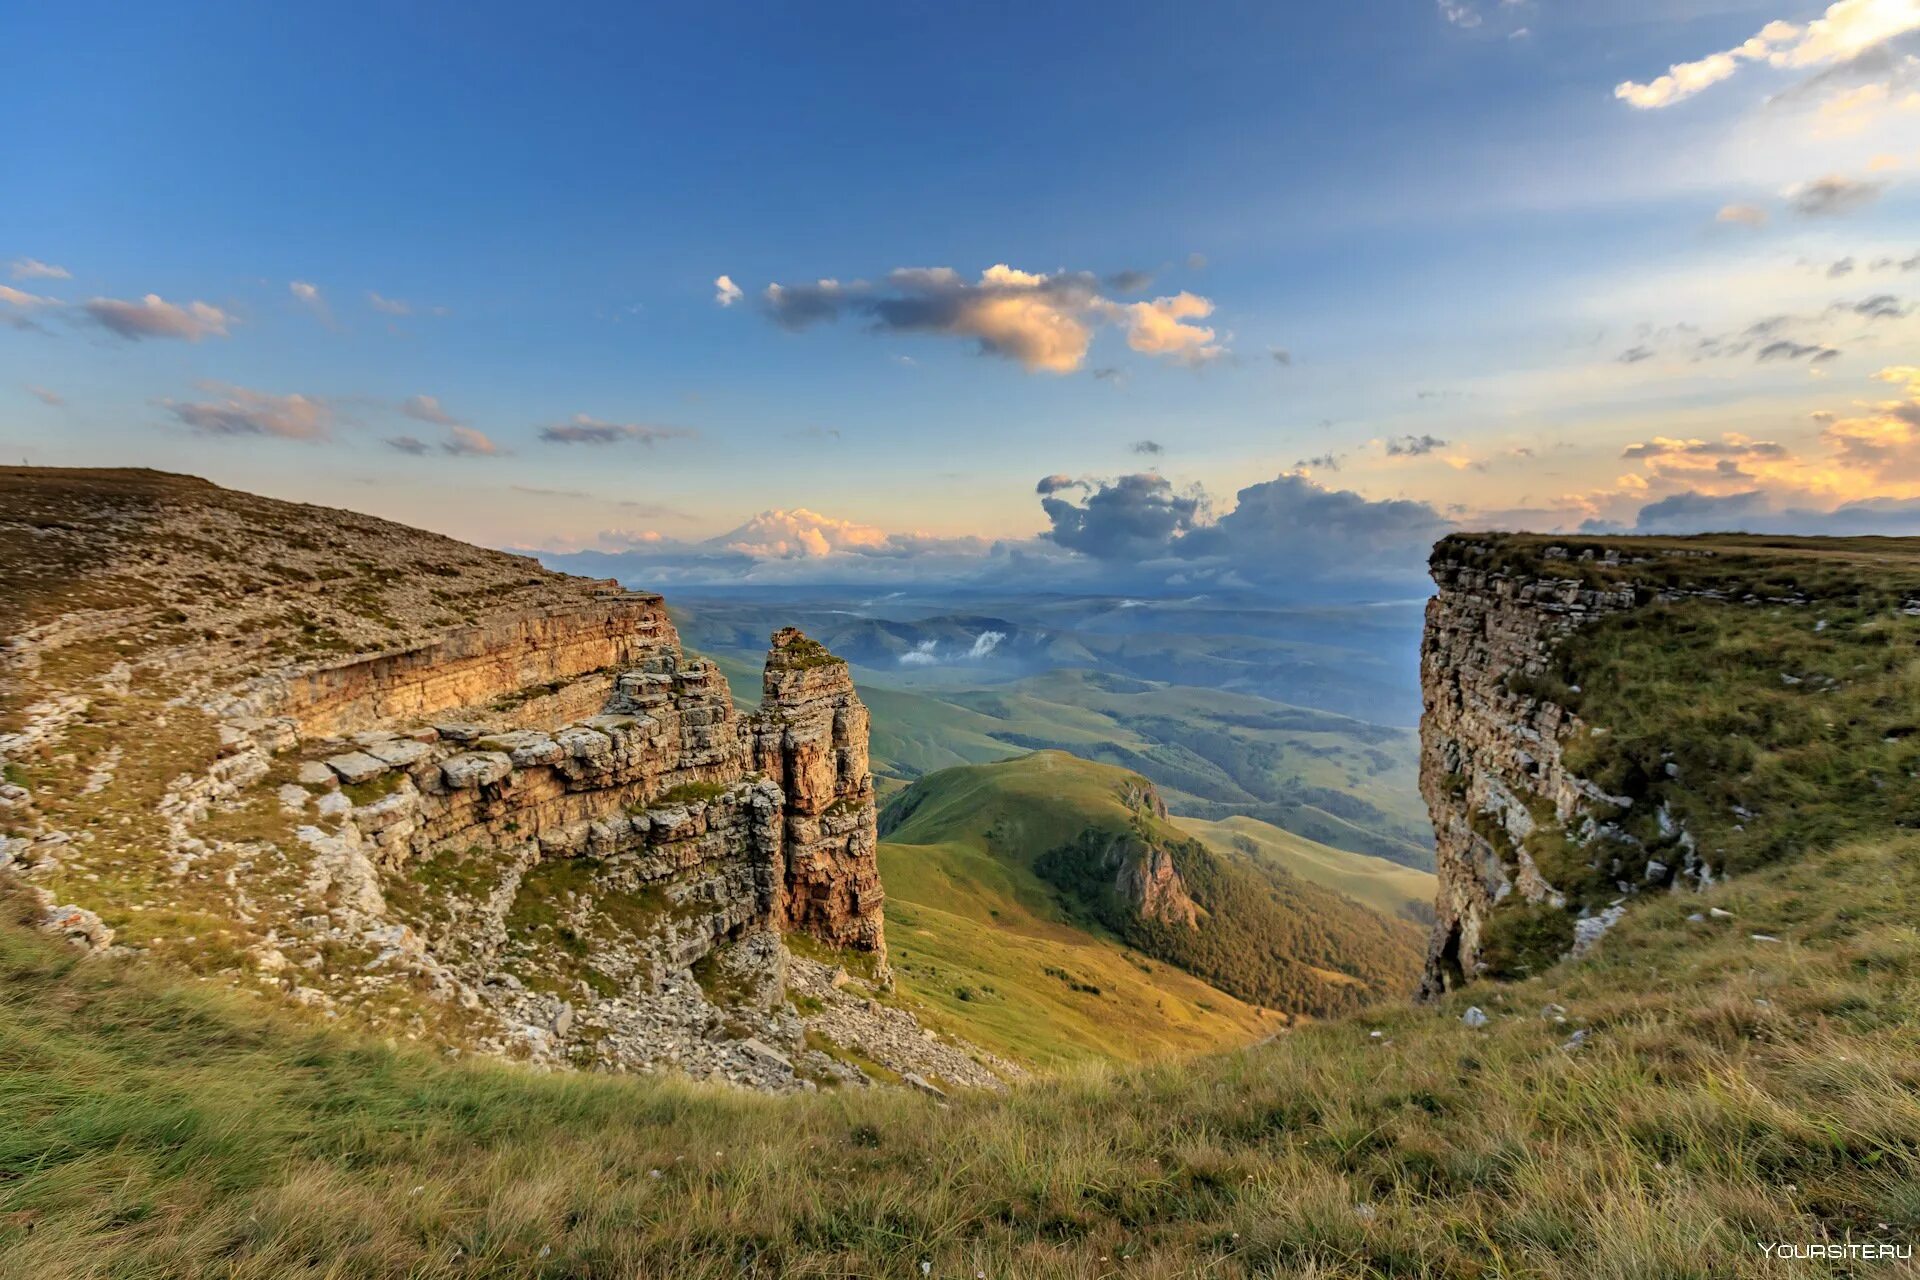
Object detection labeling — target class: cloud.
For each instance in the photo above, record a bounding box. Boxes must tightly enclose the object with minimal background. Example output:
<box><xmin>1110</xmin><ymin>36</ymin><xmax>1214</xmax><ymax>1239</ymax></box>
<box><xmin>897</xmin><ymin>629</ymin><xmax>1007</xmax><ymax>668</ymax></box>
<box><xmin>440</xmin><ymin>426</ymin><xmax>502</xmax><ymax>457</ymax></box>
<box><xmin>162</xmin><ymin>383</ymin><xmax>329</xmax><ymax>440</ymax></box>
<box><xmin>1830</xmin><ymin>256</ymin><xmax>1858</xmax><ymax>277</ymax></box>
<box><xmin>1039</xmin><ymin>472</ymin><xmax>1208</xmax><ymax>561</ymax></box>
<box><xmin>538</xmin><ymin>414</ymin><xmax>694</xmax><ymax>446</ymax></box>
<box><xmin>1622</xmin><ymin>434</ymin><xmax>1790</xmax><ymax>461</ymax></box>
<box><xmin>85</xmin><ymin>294</ymin><xmax>232</xmax><ymax>341</ymax></box>
<box><xmin>1270</xmin><ymin>346</ymin><xmax>1293</xmax><ymax>365</ymax></box>
<box><xmin>1112</xmin><ymin>291</ymin><xmax>1224</xmax><ymax>365</ymax></box>
<box><xmin>1131</xmin><ymin>439</ymin><xmax>1165</xmax><ymax>456</ymax></box>
<box><xmin>754</xmin><ymin>263</ymin><xmax>1227</xmax><ymax>373</ymax></box>
<box><xmin>26</xmin><ymin>385</ymin><xmax>63</xmax><ymax>406</ymax></box>
<box><xmin>1616</xmin><ymin>0</ymin><xmax>1920</xmax><ymax>108</ymax></box>
<box><xmin>714</xmin><ymin>275</ymin><xmax>742</xmax><ymax>307</ymax></box>
<box><xmin>1618</xmin><ymin>345</ymin><xmax>1656</xmax><ymax>364</ymax></box>
<box><xmin>1437</xmin><ymin>0</ymin><xmax>1482</xmax><ymax>28</ymax></box>
<box><xmin>368</xmin><ymin>291</ymin><xmax>414</xmax><ymax>316</ymax></box>
<box><xmin>1384</xmin><ymin>433</ymin><xmax>1449</xmax><ymax>457</ymax></box>
<box><xmin>0</xmin><ymin>285</ymin><xmax>56</xmax><ymax>308</ymax></box>
<box><xmin>9</xmin><ymin>258</ymin><xmax>69</xmax><ymax>281</ymax></box>
<box><xmin>401</xmin><ymin>394</ymin><xmax>463</xmax><ymax>426</ymax></box>
<box><xmin>1035</xmin><ymin>474</ymin><xmax>1086</xmax><ymax>496</ymax></box>
<box><xmin>1815</xmin><ymin>365</ymin><xmax>1920</xmax><ymax>475</ymax></box>
<box><xmin>1295</xmin><ymin>452</ymin><xmax>1343</xmax><ymax>471</ymax></box>
<box><xmin>512</xmin><ymin>484</ymin><xmax>590</xmax><ymax>498</ymax></box>
<box><xmin>1757</xmin><ymin>339</ymin><xmax>1841</xmax><ymax>362</ymax></box>
<box><xmin>385</xmin><ymin>435</ymin><xmax>431</xmax><ymax>455</ymax></box>
<box><xmin>1717</xmin><ymin>203</ymin><xmax>1771</xmax><ymax>227</ymax></box>
<box><xmin>1786</xmin><ymin>174</ymin><xmax>1885</xmax><ymax>216</ymax></box>
<box><xmin>1848</xmin><ymin>293</ymin><xmax>1910</xmax><ymax>317</ymax></box>
<box><xmin>1105</xmin><ymin>269</ymin><xmax>1154</xmax><ymax>293</ymax></box>
<box><xmin>1629</xmin><ymin>488</ymin><xmax>1920</xmax><ymax>535</ymax></box>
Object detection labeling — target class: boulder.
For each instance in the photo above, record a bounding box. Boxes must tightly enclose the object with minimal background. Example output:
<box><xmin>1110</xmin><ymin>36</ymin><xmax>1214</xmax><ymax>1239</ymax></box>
<box><xmin>324</xmin><ymin>751</ymin><xmax>390</xmax><ymax>785</ymax></box>
<box><xmin>441</xmin><ymin>752</ymin><xmax>513</xmax><ymax>789</ymax></box>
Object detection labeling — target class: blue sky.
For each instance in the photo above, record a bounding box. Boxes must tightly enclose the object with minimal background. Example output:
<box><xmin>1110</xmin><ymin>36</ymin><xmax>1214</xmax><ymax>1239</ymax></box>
<box><xmin>5</xmin><ymin>0</ymin><xmax>1919</xmax><ymax>588</ymax></box>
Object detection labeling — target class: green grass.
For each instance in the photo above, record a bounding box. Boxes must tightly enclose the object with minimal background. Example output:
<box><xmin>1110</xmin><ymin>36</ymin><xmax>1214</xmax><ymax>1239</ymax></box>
<box><xmin>4</xmin><ymin>830</ymin><xmax>1918</xmax><ymax>1277</ymax></box>
<box><xmin>1548</xmin><ymin>599</ymin><xmax>1920</xmax><ymax>899</ymax></box>
<box><xmin>1176</xmin><ymin>813</ymin><xmax>1437</xmax><ymax>926</ymax></box>
<box><xmin>873</xmin><ymin>752</ymin><xmax>1423</xmax><ymax>1060</ymax></box>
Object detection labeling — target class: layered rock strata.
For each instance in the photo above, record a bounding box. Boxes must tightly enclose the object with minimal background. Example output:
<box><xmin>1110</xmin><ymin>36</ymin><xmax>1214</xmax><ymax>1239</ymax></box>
<box><xmin>1417</xmin><ymin>537</ymin><xmax>1742</xmax><ymax>997</ymax></box>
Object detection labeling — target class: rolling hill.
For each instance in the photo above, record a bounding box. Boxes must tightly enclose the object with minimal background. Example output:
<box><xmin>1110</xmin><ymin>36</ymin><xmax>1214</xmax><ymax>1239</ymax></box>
<box><xmin>878</xmin><ymin>752</ymin><xmax>1427</xmax><ymax>1052</ymax></box>
<box><xmin>1176</xmin><ymin>813</ymin><xmax>1436</xmax><ymax>927</ymax></box>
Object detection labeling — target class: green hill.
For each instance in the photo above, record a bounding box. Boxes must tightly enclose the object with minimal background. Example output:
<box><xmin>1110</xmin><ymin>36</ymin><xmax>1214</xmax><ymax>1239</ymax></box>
<box><xmin>880</xmin><ymin>753</ymin><xmax>1426</xmax><ymax>1035</ymax></box>
<box><xmin>1176</xmin><ymin>813</ymin><xmax>1436</xmax><ymax>926</ymax></box>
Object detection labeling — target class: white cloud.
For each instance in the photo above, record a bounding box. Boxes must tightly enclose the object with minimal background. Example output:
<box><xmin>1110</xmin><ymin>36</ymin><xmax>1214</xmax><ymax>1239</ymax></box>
<box><xmin>367</xmin><ymin>291</ymin><xmax>411</xmax><ymax>316</ymax></box>
<box><xmin>1109</xmin><ymin>291</ymin><xmax>1224</xmax><ymax>366</ymax></box>
<box><xmin>290</xmin><ymin>280</ymin><xmax>321</xmax><ymax>304</ymax></box>
<box><xmin>1617</xmin><ymin>1</ymin><xmax>1920</xmax><ymax>109</ymax></box>
<box><xmin>162</xmin><ymin>383</ymin><xmax>329</xmax><ymax>439</ymax></box>
<box><xmin>9</xmin><ymin>258</ymin><xmax>69</xmax><ymax>281</ymax></box>
<box><xmin>714</xmin><ymin>274</ymin><xmax>742</xmax><ymax>307</ymax></box>
<box><xmin>84</xmin><ymin>294</ymin><xmax>232</xmax><ymax>341</ymax></box>
<box><xmin>720</xmin><ymin>508</ymin><xmax>895</xmax><ymax>559</ymax></box>
<box><xmin>0</xmin><ymin>284</ymin><xmax>56</xmax><ymax>308</ymax></box>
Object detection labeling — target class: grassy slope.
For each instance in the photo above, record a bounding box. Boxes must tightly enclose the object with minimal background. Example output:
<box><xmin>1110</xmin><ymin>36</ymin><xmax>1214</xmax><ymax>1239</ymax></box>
<box><xmin>877</xmin><ymin>751</ymin><xmax>1285</xmax><ymax>1064</ymax></box>
<box><xmin>1176</xmin><ymin>813</ymin><xmax>1436</xmax><ymax>926</ymax></box>
<box><xmin>880</xmin><ymin>752</ymin><xmax>1423</xmax><ymax>1040</ymax></box>
<box><xmin>5</xmin><ymin>832</ymin><xmax>1916</xmax><ymax>1277</ymax></box>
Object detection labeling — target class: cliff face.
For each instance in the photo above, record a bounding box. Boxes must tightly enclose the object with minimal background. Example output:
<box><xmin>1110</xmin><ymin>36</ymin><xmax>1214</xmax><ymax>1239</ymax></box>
<box><xmin>1414</xmin><ymin>533</ymin><xmax>1871</xmax><ymax>997</ymax></box>
<box><xmin>1</xmin><ymin>470</ymin><xmax>981</xmax><ymax>1092</ymax></box>
<box><xmin>1417</xmin><ymin>544</ymin><xmax>1641</xmax><ymax>996</ymax></box>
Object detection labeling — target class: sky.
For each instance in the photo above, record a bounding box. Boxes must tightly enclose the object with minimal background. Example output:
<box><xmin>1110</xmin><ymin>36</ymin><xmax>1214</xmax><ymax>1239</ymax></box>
<box><xmin>4</xmin><ymin>0</ymin><xmax>1920</xmax><ymax>595</ymax></box>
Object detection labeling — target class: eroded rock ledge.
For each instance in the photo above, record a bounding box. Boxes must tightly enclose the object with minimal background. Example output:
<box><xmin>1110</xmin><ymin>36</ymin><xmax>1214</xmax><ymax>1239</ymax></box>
<box><xmin>0</xmin><ymin>469</ymin><xmax>1011</xmax><ymax>1093</ymax></box>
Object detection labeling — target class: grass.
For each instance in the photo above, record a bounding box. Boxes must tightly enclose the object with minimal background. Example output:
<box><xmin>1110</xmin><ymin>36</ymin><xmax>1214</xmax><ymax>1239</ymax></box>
<box><xmin>1546</xmin><ymin>599</ymin><xmax>1920</xmax><ymax>901</ymax></box>
<box><xmin>3</xmin><ymin>828</ymin><xmax>1918</xmax><ymax>1276</ymax></box>
<box><xmin>871</xmin><ymin>752</ymin><xmax>1425</xmax><ymax>1063</ymax></box>
<box><xmin>1175</xmin><ymin>813</ymin><xmax>1437</xmax><ymax>926</ymax></box>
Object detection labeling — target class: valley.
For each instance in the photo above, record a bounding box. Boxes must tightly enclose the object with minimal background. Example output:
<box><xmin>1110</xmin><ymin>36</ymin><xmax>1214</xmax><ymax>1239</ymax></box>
<box><xmin>7</xmin><ymin>472</ymin><xmax>1920</xmax><ymax>1275</ymax></box>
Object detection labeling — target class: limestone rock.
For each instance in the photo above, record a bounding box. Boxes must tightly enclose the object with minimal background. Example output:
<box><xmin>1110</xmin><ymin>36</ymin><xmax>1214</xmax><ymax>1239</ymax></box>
<box><xmin>441</xmin><ymin>751</ymin><xmax>512</xmax><ymax>789</ymax></box>
<box><xmin>325</xmin><ymin>751</ymin><xmax>390</xmax><ymax>784</ymax></box>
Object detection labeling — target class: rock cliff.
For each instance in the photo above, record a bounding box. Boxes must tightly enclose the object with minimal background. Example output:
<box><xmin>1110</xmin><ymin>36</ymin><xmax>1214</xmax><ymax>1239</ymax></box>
<box><xmin>1415</xmin><ymin>531</ymin><xmax>1920</xmax><ymax>997</ymax></box>
<box><xmin>0</xmin><ymin>468</ymin><xmax>1012</xmax><ymax>1092</ymax></box>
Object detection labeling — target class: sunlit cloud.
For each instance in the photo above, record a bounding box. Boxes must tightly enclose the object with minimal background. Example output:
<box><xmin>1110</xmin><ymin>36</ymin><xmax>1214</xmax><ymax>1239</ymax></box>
<box><xmin>441</xmin><ymin>426</ymin><xmax>503</xmax><ymax>456</ymax></box>
<box><xmin>9</xmin><ymin>258</ymin><xmax>70</xmax><ymax>281</ymax></box>
<box><xmin>162</xmin><ymin>382</ymin><xmax>329</xmax><ymax>439</ymax></box>
<box><xmin>1616</xmin><ymin>0</ymin><xmax>1920</xmax><ymax>109</ymax></box>
<box><xmin>401</xmin><ymin>394</ymin><xmax>462</xmax><ymax>426</ymax></box>
<box><xmin>85</xmin><ymin>294</ymin><xmax>232</xmax><ymax>341</ymax></box>
<box><xmin>0</xmin><ymin>285</ymin><xmax>57</xmax><ymax>308</ymax></box>
<box><xmin>713</xmin><ymin>274</ymin><xmax>742</xmax><ymax>307</ymax></box>
<box><xmin>753</xmin><ymin>263</ymin><xmax>1227</xmax><ymax>373</ymax></box>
